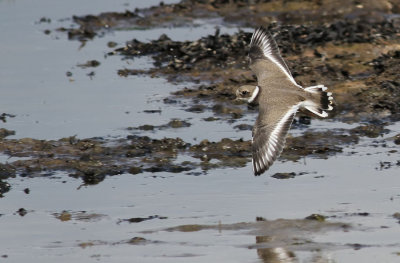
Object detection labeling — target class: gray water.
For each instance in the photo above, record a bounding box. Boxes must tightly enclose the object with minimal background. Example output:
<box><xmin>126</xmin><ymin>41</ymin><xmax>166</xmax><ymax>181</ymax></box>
<box><xmin>1</xmin><ymin>0</ymin><xmax>400</xmax><ymax>262</ymax></box>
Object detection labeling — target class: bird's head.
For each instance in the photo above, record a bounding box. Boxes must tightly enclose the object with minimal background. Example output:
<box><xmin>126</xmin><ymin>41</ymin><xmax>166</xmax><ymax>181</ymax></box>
<box><xmin>235</xmin><ymin>85</ymin><xmax>260</xmax><ymax>104</ymax></box>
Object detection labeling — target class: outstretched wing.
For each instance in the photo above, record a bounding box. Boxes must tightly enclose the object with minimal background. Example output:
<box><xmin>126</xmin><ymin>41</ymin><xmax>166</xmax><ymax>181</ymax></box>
<box><xmin>249</xmin><ymin>27</ymin><xmax>300</xmax><ymax>87</ymax></box>
<box><xmin>252</xmin><ymin>103</ymin><xmax>300</xmax><ymax>175</ymax></box>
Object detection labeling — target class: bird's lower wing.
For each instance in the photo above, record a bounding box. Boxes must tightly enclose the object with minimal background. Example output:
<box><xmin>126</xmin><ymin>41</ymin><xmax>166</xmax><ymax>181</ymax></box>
<box><xmin>252</xmin><ymin>104</ymin><xmax>300</xmax><ymax>175</ymax></box>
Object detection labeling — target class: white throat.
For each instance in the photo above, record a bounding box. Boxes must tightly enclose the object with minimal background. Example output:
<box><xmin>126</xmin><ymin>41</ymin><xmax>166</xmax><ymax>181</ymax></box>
<box><xmin>247</xmin><ymin>86</ymin><xmax>260</xmax><ymax>103</ymax></box>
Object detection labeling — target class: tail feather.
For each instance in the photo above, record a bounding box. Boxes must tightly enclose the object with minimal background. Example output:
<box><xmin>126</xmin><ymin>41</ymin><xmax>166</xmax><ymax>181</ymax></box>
<box><xmin>303</xmin><ymin>85</ymin><xmax>333</xmax><ymax>117</ymax></box>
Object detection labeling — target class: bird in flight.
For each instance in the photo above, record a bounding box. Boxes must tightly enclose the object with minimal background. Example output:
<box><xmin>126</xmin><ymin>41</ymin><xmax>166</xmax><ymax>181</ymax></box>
<box><xmin>236</xmin><ymin>27</ymin><xmax>333</xmax><ymax>176</ymax></box>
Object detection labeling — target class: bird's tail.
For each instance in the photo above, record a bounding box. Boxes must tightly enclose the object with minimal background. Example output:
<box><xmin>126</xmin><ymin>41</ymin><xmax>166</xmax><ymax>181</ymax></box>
<box><xmin>303</xmin><ymin>85</ymin><xmax>333</xmax><ymax>117</ymax></box>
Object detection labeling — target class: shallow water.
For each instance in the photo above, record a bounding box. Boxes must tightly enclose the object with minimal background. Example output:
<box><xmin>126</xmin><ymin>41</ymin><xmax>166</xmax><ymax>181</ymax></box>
<box><xmin>1</xmin><ymin>0</ymin><xmax>400</xmax><ymax>262</ymax></box>
<box><xmin>2</xmin><ymin>138</ymin><xmax>400</xmax><ymax>262</ymax></box>
<box><xmin>0</xmin><ymin>0</ymin><xmax>242</xmax><ymax>140</ymax></box>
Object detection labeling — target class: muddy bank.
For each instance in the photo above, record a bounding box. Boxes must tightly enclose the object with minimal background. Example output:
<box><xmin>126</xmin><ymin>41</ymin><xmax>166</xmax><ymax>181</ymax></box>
<box><xmin>52</xmin><ymin>0</ymin><xmax>400</xmax><ymax>120</ymax></box>
<box><xmin>127</xmin><ymin>118</ymin><xmax>191</xmax><ymax>131</ymax></box>
<box><xmin>57</xmin><ymin>0</ymin><xmax>400</xmax><ymax>40</ymax></box>
<box><xmin>112</xmin><ymin>20</ymin><xmax>400</xmax><ymax>119</ymax></box>
<box><xmin>2</xmin><ymin>121</ymin><xmax>389</xmax><ymax>192</ymax></box>
<box><xmin>52</xmin><ymin>0</ymin><xmax>400</xmax><ymax>123</ymax></box>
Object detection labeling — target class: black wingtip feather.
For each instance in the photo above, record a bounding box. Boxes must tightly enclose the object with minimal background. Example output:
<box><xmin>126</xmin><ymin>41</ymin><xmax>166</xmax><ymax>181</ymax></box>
<box><xmin>249</xmin><ymin>27</ymin><xmax>270</xmax><ymax>61</ymax></box>
<box><xmin>248</xmin><ymin>26</ymin><xmax>295</xmax><ymax>84</ymax></box>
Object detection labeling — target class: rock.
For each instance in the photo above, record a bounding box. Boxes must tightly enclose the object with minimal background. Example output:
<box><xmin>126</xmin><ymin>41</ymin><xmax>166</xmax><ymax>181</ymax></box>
<box><xmin>0</xmin><ymin>128</ymin><xmax>15</xmax><ymax>139</ymax></box>
<box><xmin>271</xmin><ymin>172</ymin><xmax>296</xmax><ymax>179</ymax></box>
<box><xmin>128</xmin><ymin>237</ymin><xmax>147</xmax><ymax>244</ymax></box>
<box><xmin>305</xmin><ymin>214</ymin><xmax>326</xmax><ymax>222</ymax></box>
<box><xmin>0</xmin><ymin>180</ymin><xmax>11</xmax><ymax>197</ymax></box>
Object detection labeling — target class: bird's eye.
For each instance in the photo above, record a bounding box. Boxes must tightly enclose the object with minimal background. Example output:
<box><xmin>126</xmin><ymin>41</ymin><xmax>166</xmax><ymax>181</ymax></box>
<box><xmin>241</xmin><ymin>90</ymin><xmax>249</xmax><ymax>96</ymax></box>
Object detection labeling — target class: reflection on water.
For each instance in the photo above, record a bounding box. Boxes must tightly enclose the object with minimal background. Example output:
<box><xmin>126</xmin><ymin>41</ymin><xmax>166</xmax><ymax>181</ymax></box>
<box><xmin>256</xmin><ymin>239</ymin><xmax>334</xmax><ymax>263</ymax></box>
<box><xmin>256</xmin><ymin>240</ymin><xmax>296</xmax><ymax>263</ymax></box>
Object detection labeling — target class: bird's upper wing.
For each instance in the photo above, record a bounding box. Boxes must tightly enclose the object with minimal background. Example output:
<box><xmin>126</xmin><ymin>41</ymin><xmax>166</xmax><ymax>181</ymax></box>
<box><xmin>252</xmin><ymin>103</ymin><xmax>301</xmax><ymax>175</ymax></box>
<box><xmin>249</xmin><ymin>27</ymin><xmax>300</xmax><ymax>87</ymax></box>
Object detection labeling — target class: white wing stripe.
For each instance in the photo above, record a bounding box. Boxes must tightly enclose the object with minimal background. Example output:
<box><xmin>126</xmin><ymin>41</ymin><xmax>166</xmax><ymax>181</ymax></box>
<box><xmin>265</xmin><ymin>53</ymin><xmax>298</xmax><ymax>87</ymax></box>
<box><xmin>255</xmin><ymin>159</ymin><xmax>260</xmax><ymax>171</ymax></box>
<box><xmin>304</xmin><ymin>85</ymin><xmax>327</xmax><ymax>93</ymax></box>
<box><xmin>266</xmin><ymin>103</ymin><xmax>301</xmax><ymax>154</ymax></box>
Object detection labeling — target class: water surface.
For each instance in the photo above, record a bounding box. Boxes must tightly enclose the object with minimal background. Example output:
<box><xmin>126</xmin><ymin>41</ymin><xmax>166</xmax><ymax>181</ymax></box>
<box><xmin>1</xmin><ymin>0</ymin><xmax>400</xmax><ymax>262</ymax></box>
